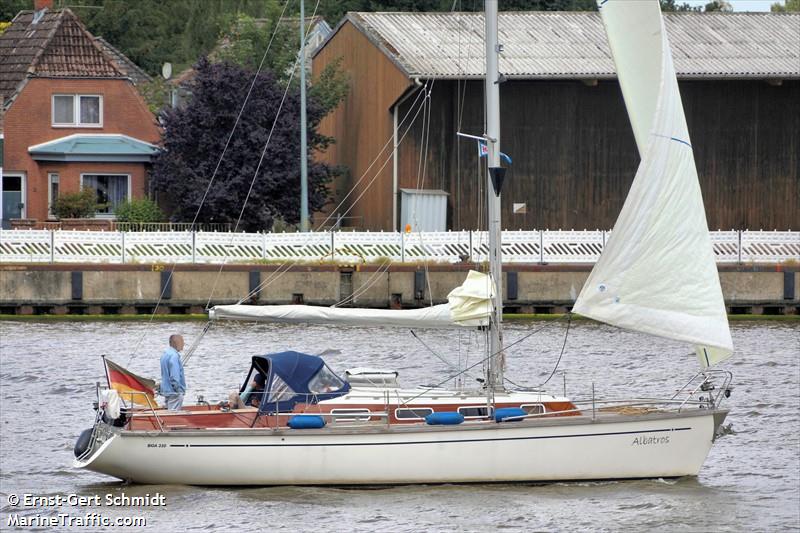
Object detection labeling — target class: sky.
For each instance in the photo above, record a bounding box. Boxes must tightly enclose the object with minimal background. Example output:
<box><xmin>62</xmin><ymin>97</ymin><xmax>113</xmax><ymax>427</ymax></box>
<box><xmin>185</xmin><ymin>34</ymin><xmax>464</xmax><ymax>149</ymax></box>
<box><xmin>684</xmin><ymin>0</ymin><xmax>783</xmax><ymax>10</ymax></box>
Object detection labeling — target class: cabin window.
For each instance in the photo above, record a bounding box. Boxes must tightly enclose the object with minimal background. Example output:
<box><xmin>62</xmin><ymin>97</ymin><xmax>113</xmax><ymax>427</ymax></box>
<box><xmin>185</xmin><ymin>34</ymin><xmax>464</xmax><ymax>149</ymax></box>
<box><xmin>266</xmin><ymin>375</ymin><xmax>294</xmax><ymax>404</ymax></box>
<box><xmin>52</xmin><ymin>94</ymin><xmax>102</xmax><ymax>127</ymax></box>
<box><xmin>521</xmin><ymin>404</ymin><xmax>545</xmax><ymax>415</ymax></box>
<box><xmin>80</xmin><ymin>174</ymin><xmax>130</xmax><ymax>216</ymax></box>
<box><xmin>330</xmin><ymin>408</ymin><xmax>371</xmax><ymax>422</ymax></box>
<box><xmin>458</xmin><ymin>406</ymin><xmax>490</xmax><ymax>418</ymax></box>
<box><xmin>308</xmin><ymin>365</ymin><xmax>345</xmax><ymax>394</ymax></box>
<box><xmin>395</xmin><ymin>408</ymin><xmax>433</xmax><ymax>420</ymax></box>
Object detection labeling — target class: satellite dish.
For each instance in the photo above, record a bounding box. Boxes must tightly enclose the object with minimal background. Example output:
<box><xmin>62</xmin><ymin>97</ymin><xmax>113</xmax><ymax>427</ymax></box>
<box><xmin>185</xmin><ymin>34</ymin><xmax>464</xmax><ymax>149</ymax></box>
<box><xmin>161</xmin><ymin>62</ymin><xmax>172</xmax><ymax>80</ymax></box>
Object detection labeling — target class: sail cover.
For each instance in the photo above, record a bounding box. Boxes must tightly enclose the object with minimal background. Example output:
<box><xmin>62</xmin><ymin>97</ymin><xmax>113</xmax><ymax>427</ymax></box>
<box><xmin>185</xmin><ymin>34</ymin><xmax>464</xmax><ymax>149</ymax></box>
<box><xmin>573</xmin><ymin>0</ymin><xmax>733</xmax><ymax>367</ymax></box>
<box><xmin>208</xmin><ymin>270</ymin><xmax>492</xmax><ymax>329</ymax></box>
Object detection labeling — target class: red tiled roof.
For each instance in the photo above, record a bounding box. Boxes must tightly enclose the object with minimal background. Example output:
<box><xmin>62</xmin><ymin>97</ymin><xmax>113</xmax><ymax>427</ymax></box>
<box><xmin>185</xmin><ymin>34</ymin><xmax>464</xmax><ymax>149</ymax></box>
<box><xmin>94</xmin><ymin>36</ymin><xmax>152</xmax><ymax>86</ymax></box>
<box><xmin>0</xmin><ymin>8</ymin><xmax>125</xmax><ymax>113</ymax></box>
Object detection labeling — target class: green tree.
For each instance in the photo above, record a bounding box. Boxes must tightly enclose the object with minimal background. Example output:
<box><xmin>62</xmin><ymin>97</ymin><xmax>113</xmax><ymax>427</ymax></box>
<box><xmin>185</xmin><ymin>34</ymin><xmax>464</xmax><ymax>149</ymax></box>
<box><xmin>660</xmin><ymin>0</ymin><xmax>702</xmax><ymax>11</ymax></box>
<box><xmin>0</xmin><ymin>0</ymin><xmax>30</xmax><ymax>22</ymax></box>
<box><xmin>771</xmin><ymin>0</ymin><xmax>800</xmax><ymax>11</ymax></box>
<box><xmin>317</xmin><ymin>0</ymin><xmax>598</xmax><ymax>25</ymax></box>
<box><xmin>215</xmin><ymin>14</ymin><xmax>349</xmax><ymax>116</ymax></box>
<box><xmin>704</xmin><ymin>1</ymin><xmax>733</xmax><ymax>11</ymax></box>
<box><xmin>150</xmin><ymin>59</ymin><xmax>336</xmax><ymax>230</ymax></box>
<box><xmin>73</xmin><ymin>0</ymin><xmax>277</xmax><ymax>75</ymax></box>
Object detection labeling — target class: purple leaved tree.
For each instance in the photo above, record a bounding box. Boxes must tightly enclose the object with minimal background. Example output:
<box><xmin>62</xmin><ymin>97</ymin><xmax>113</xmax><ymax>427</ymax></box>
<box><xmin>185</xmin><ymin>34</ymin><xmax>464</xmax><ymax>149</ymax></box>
<box><xmin>151</xmin><ymin>57</ymin><xmax>335</xmax><ymax>231</ymax></box>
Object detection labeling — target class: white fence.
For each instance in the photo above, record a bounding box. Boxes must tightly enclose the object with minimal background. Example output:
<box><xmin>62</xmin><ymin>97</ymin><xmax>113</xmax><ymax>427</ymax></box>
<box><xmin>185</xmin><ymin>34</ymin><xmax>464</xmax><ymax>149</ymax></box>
<box><xmin>0</xmin><ymin>229</ymin><xmax>797</xmax><ymax>265</ymax></box>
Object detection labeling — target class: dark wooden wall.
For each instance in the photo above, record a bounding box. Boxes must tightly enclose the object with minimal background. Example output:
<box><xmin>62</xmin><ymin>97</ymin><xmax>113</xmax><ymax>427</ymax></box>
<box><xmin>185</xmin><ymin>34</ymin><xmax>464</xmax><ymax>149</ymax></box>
<box><xmin>396</xmin><ymin>79</ymin><xmax>799</xmax><ymax>231</ymax></box>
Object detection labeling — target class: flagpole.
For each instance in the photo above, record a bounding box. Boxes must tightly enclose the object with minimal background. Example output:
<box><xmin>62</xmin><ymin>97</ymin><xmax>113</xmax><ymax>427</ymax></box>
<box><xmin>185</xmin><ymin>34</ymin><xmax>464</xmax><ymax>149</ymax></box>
<box><xmin>101</xmin><ymin>354</ymin><xmax>111</xmax><ymax>389</ymax></box>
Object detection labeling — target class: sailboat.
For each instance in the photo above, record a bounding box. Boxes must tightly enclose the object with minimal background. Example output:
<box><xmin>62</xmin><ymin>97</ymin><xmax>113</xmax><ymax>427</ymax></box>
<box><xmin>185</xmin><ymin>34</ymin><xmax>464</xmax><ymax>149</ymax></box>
<box><xmin>74</xmin><ymin>0</ymin><xmax>734</xmax><ymax>485</ymax></box>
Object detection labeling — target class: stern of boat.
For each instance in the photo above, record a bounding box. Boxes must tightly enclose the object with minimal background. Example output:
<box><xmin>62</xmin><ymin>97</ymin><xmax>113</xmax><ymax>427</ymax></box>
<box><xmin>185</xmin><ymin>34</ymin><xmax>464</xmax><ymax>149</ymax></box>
<box><xmin>72</xmin><ymin>416</ymin><xmax>120</xmax><ymax>472</ymax></box>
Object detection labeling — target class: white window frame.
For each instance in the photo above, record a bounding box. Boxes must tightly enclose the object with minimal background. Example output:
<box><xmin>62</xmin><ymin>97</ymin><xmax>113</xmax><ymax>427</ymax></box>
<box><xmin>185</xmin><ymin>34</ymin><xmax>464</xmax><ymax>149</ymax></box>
<box><xmin>79</xmin><ymin>173</ymin><xmax>131</xmax><ymax>219</ymax></box>
<box><xmin>329</xmin><ymin>408</ymin><xmax>371</xmax><ymax>423</ymax></box>
<box><xmin>457</xmin><ymin>405</ymin><xmax>492</xmax><ymax>419</ymax></box>
<box><xmin>394</xmin><ymin>407</ymin><xmax>433</xmax><ymax>420</ymax></box>
<box><xmin>520</xmin><ymin>404</ymin><xmax>546</xmax><ymax>415</ymax></box>
<box><xmin>47</xmin><ymin>172</ymin><xmax>59</xmax><ymax>218</ymax></box>
<box><xmin>52</xmin><ymin>94</ymin><xmax>103</xmax><ymax>128</ymax></box>
<box><xmin>1</xmin><ymin>172</ymin><xmax>27</xmax><ymax>222</ymax></box>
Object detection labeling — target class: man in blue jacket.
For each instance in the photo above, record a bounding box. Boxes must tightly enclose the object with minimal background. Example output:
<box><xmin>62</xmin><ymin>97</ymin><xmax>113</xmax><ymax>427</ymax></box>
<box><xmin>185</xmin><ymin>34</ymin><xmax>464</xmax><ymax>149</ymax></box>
<box><xmin>160</xmin><ymin>334</ymin><xmax>186</xmax><ymax>410</ymax></box>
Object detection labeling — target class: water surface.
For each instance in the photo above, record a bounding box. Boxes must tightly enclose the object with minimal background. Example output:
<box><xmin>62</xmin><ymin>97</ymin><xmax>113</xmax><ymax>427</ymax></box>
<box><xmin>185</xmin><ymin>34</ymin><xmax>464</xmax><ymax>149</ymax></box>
<box><xmin>1</xmin><ymin>319</ymin><xmax>798</xmax><ymax>531</ymax></box>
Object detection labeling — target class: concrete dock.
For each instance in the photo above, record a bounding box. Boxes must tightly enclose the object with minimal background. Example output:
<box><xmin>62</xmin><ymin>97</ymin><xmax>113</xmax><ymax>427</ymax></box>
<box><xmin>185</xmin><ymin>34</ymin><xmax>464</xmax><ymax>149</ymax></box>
<box><xmin>1</xmin><ymin>263</ymin><xmax>797</xmax><ymax>316</ymax></box>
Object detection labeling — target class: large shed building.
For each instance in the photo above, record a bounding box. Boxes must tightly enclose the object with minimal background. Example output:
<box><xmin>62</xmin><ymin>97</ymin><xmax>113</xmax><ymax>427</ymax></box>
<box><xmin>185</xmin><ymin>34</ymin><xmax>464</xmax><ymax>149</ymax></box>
<box><xmin>312</xmin><ymin>11</ymin><xmax>799</xmax><ymax>232</ymax></box>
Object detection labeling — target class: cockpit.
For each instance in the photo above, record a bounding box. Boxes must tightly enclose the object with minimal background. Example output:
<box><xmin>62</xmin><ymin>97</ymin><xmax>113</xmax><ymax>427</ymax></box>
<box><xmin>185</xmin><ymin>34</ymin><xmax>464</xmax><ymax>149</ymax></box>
<box><xmin>238</xmin><ymin>351</ymin><xmax>350</xmax><ymax>413</ymax></box>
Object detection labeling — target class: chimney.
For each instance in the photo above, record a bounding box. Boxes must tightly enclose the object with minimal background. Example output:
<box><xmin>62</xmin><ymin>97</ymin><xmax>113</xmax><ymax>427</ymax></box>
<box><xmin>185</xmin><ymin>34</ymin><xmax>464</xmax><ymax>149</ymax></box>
<box><xmin>34</xmin><ymin>0</ymin><xmax>54</xmax><ymax>10</ymax></box>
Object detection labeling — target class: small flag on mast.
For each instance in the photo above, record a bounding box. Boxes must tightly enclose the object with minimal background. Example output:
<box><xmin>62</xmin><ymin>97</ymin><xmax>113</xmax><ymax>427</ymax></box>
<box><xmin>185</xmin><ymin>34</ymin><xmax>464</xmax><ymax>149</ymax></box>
<box><xmin>104</xmin><ymin>358</ymin><xmax>157</xmax><ymax>407</ymax></box>
<box><xmin>477</xmin><ymin>140</ymin><xmax>512</xmax><ymax>164</ymax></box>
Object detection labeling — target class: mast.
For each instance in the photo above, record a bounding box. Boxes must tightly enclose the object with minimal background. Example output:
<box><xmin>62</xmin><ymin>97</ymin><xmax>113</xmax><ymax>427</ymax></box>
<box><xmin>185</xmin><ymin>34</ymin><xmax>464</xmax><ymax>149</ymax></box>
<box><xmin>299</xmin><ymin>0</ymin><xmax>310</xmax><ymax>232</ymax></box>
<box><xmin>484</xmin><ymin>0</ymin><xmax>505</xmax><ymax>391</ymax></box>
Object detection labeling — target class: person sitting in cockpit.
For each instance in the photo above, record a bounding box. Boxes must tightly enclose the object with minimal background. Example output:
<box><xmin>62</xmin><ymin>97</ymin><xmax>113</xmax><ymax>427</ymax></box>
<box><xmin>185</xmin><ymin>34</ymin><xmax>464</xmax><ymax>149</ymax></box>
<box><xmin>227</xmin><ymin>373</ymin><xmax>266</xmax><ymax>409</ymax></box>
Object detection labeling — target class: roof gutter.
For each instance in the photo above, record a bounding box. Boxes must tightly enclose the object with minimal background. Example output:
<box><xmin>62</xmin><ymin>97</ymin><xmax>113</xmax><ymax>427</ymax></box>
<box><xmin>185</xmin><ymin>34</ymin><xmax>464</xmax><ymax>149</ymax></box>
<box><xmin>392</xmin><ymin>77</ymin><xmax>423</xmax><ymax>232</ymax></box>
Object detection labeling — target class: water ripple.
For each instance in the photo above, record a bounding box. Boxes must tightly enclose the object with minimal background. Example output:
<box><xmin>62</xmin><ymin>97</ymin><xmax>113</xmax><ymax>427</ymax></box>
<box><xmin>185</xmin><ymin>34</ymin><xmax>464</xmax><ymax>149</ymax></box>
<box><xmin>0</xmin><ymin>319</ymin><xmax>798</xmax><ymax>532</ymax></box>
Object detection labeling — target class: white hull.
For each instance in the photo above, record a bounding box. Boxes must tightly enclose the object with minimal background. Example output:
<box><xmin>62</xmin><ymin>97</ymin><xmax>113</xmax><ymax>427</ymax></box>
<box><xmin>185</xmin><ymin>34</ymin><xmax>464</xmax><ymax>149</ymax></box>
<box><xmin>75</xmin><ymin>409</ymin><xmax>726</xmax><ymax>485</ymax></box>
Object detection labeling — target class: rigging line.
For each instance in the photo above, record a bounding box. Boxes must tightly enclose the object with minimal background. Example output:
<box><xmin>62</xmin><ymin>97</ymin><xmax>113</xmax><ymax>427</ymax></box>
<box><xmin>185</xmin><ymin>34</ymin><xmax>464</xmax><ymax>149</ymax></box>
<box><xmin>538</xmin><ymin>311</ymin><xmax>573</xmax><ymax>387</ymax></box>
<box><xmin>409</xmin><ymin>84</ymin><xmax>434</xmax><ymax>306</ymax></box>
<box><xmin>312</xmin><ymin>81</ymin><xmax>430</xmax><ymax>230</ymax></box>
<box><xmin>422</xmin><ymin>88</ymin><xmax>435</xmax><ymax>306</ymax></box>
<box><xmin>504</xmin><ymin>313</ymin><xmax>573</xmax><ymax>390</ymax></box>
<box><xmin>229</xmin><ymin>82</ymin><xmax>430</xmax><ymax>305</ymax></box>
<box><xmin>333</xmin><ymin>258</ymin><xmax>393</xmax><ymax>307</ymax></box>
<box><xmin>410</xmin><ymin>330</ymin><xmax>463</xmax><ymax>374</ymax></box>
<box><xmin>181</xmin><ymin>321</ymin><xmax>212</xmax><ymax>367</ymax></box>
<box><xmin>126</xmin><ymin>0</ymin><xmax>293</xmax><ymax>365</ymax></box>
<box><xmin>205</xmin><ymin>57</ymin><xmax>299</xmax><ymax>308</ymax></box>
<box><xmin>205</xmin><ymin>0</ymin><xmax>322</xmax><ymax>309</ymax></box>
<box><xmin>400</xmin><ymin>319</ymin><xmax>561</xmax><ymax>406</ymax></box>
<box><xmin>323</xmin><ymin>88</ymin><xmax>431</xmax><ymax>228</ymax></box>
<box><xmin>234</xmin><ymin>87</ymin><xmax>431</xmax><ymax>304</ymax></box>
<box><xmin>459</xmin><ymin>8</ymin><xmax>479</xmax><ymax>230</ymax></box>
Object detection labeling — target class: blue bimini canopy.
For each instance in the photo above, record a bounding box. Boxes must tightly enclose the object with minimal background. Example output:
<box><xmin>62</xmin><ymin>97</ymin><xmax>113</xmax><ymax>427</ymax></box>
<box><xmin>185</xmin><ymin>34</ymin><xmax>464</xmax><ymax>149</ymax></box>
<box><xmin>250</xmin><ymin>351</ymin><xmax>350</xmax><ymax>414</ymax></box>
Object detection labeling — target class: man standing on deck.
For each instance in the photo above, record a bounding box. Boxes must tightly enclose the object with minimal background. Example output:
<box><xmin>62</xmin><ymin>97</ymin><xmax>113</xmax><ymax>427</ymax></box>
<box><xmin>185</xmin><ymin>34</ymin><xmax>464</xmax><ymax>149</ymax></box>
<box><xmin>160</xmin><ymin>334</ymin><xmax>186</xmax><ymax>410</ymax></box>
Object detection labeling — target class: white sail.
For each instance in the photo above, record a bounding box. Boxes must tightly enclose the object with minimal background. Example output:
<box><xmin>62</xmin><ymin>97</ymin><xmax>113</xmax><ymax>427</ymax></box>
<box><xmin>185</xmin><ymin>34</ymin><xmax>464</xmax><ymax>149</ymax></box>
<box><xmin>209</xmin><ymin>270</ymin><xmax>492</xmax><ymax>328</ymax></box>
<box><xmin>573</xmin><ymin>0</ymin><xmax>733</xmax><ymax>367</ymax></box>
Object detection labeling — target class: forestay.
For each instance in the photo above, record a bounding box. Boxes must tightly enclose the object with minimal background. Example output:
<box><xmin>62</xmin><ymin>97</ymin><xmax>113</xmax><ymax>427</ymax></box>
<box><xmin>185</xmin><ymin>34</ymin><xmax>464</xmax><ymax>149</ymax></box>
<box><xmin>573</xmin><ymin>0</ymin><xmax>733</xmax><ymax>368</ymax></box>
<box><xmin>209</xmin><ymin>270</ymin><xmax>492</xmax><ymax>328</ymax></box>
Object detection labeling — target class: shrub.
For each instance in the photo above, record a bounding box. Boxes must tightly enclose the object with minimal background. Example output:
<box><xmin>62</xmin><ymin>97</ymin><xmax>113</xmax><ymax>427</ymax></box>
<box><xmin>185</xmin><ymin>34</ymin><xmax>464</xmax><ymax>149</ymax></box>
<box><xmin>53</xmin><ymin>189</ymin><xmax>99</xmax><ymax>219</ymax></box>
<box><xmin>114</xmin><ymin>198</ymin><xmax>165</xmax><ymax>223</ymax></box>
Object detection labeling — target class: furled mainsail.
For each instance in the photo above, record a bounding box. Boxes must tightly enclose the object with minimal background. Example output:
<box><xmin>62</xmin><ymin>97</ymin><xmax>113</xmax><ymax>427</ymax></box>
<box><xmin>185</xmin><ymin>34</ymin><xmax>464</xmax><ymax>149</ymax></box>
<box><xmin>209</xmin><ymin>270</ymin><xmax>493</xmax><ymax>328</ymax></box>
<box><xmin>573</xmin><ymin>0</ymin><xmax>733</xmax><ymax>367</ymax></box>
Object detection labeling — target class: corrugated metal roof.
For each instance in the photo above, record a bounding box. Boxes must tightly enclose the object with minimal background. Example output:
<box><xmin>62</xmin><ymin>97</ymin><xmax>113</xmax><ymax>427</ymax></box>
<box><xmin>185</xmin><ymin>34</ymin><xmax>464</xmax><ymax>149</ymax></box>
<box><xmin>346</xmin><ymin>11</ymin><xmax>800</xmax><ymax>80</ymax></box>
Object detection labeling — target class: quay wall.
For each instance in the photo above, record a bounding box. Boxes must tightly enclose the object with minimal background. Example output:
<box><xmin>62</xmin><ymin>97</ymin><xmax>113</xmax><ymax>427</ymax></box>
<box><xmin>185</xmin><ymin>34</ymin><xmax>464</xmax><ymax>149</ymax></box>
<box><xmin>1</xmin><ymin>264</ymin><xmax>797</xmax><ymax>315</ymax></box>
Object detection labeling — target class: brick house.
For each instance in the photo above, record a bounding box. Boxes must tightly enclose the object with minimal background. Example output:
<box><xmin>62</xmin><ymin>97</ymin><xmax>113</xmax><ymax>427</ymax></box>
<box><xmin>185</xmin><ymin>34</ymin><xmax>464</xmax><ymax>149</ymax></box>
<box><xmin>0</xmin><ymin>1</ymin><xmax>160</xmax><ymax>228</ymax></box>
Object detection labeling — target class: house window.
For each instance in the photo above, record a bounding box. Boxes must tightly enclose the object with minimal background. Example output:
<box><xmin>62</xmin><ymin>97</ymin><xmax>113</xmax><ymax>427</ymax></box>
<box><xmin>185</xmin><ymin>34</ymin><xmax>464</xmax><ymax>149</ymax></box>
<box><xmin>52</xmin><ymin>95</ymin><xmax>102</xmax><ymax>127</ymax></box>
<box><xmin>48</xmin><ymin>173</ymin><xmax>59</xmax><ymax>217</ymax></box>
<box><xmin>81</xmin><ymin>174</ymin><xmax>130</xmax><ymax>217</ymax></box>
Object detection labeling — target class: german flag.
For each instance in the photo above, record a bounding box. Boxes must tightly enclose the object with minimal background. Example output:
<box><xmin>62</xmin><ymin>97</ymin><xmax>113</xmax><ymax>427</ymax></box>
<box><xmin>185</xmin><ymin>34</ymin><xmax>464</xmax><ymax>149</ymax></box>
<box><xmin>104</xmin><ymin>358</ymin><xmax>157</xmax><ymax>407</ymax></box>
